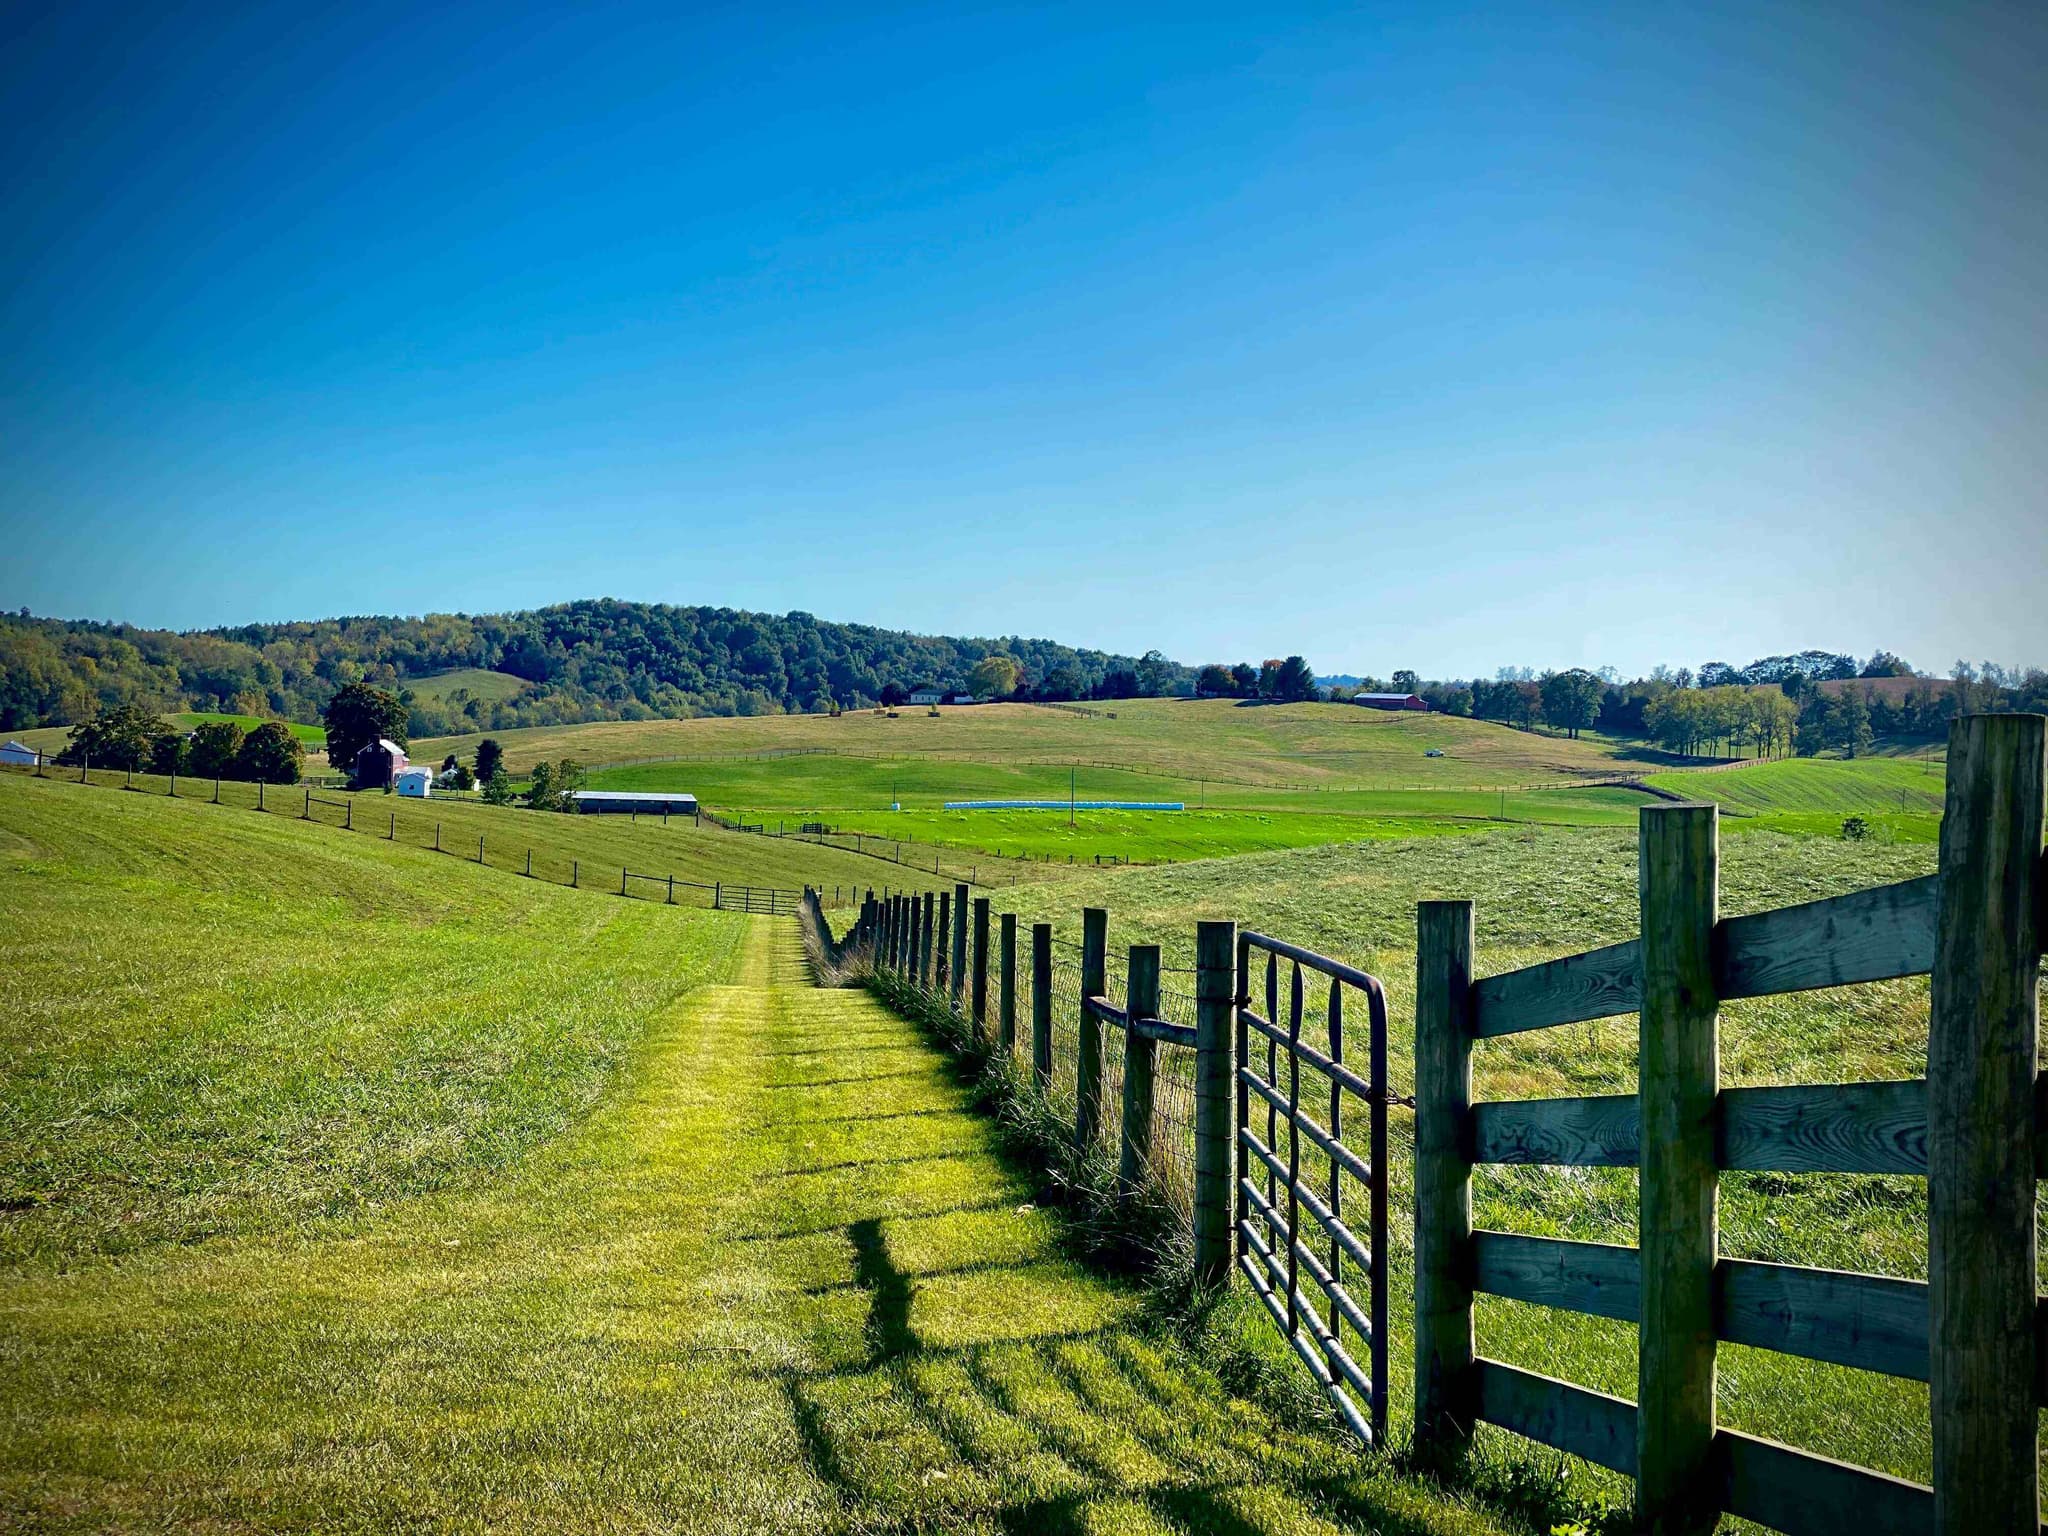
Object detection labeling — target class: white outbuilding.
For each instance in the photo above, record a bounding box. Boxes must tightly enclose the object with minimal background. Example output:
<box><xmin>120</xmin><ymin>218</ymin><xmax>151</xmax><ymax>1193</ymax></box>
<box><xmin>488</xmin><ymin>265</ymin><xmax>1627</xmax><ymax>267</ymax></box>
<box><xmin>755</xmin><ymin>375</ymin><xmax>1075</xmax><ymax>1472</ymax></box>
<box><xmin>0</xmin><ymin>741</ymin><xmax>39</xmax><ymax>767</ymax></box>
<box><xmin>394</xmin><ymin>766</ymin><xmax>434</xmax><ymax>798</ymax></box>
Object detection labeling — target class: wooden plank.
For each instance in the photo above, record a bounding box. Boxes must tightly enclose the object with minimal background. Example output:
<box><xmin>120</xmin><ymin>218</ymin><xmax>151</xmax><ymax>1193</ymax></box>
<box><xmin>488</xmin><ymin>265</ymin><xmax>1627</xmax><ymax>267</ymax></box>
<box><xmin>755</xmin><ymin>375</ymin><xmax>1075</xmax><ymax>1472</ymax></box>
<box><xmin>1927</xmin><ymin>713</ymin><xmax>2044</xmax><ymax>1535</ymax></box>
<box><xmin>1714</xmin><ymin>873</ymin><xmax>1939</xmax><ymax>999</ymax></box>
<box><xmin>1636</xmin><ymin>802</ymin><xmax>1720</xmax><ymax>1534</ymax></box>
<box><xmin>1719</xmin><ymin>1080</ymin><xmax>1927</xmax><ymax>1175</ymax></box>
<box><xmin>1718</xmin><ymin>1428</ymin><xmax>1933</xmax><ymax>1536</ymax></box>
<box><xmin>1472</xmin><ymin>1357</ymin><xmax>1636</xmax><ymax>1476</ymax></box>
<box><xmin>1414</xmin><ymin>899</ymin><xmax>1476</xmax><ymax>1453</ymax></box>
<box><xmin>1470</xmin><ymin>937</ymin><xmax>1640</xmax><ymax>1037</ymax></box>
<box><xmin>1716</xmin><ymin>1259</ymin><xmax>1928</xmax><ymax>1382</ymax></box>
<box><xmin>1471</xmin><ymin>1230</ymin><xmax>1639</xmax><ymax>1322</ymax></box>
<box><xmin>1469</xmin><ymin>1094</ymin><xmax>1639</xmax><ymax>1168</ymax></box>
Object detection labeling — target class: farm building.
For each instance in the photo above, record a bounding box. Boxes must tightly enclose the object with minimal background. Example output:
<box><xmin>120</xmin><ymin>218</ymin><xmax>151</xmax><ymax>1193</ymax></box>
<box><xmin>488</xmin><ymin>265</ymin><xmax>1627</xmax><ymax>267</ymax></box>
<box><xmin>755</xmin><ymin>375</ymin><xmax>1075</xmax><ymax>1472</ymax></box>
<box><xmin>394</xmin><ymin>766</ymin><xmax>434</xmax><ymax>798</ymax></box>
<box><xmin>351</xmin><ymin>738</ymin><xmax>409</xmax><ymax>788</ymax></box>
<box><xmin>568</xmin><ymin>790</ymin><xmax>699</xmax><ymax>818</ymax></box>
<box><xmin>1353</xmin><ymin>692</ymin><xmax>1429</xmax><ymax>711</ymax></box>
<box><xmin>0</xmin><ymin>740</ymin><xmax>39</xmax><ymax>766</ymax></box>
<box><xmin>907</xmin><ymin>686</ymin><xmax>944</xmax><ymax>705</ymax></box>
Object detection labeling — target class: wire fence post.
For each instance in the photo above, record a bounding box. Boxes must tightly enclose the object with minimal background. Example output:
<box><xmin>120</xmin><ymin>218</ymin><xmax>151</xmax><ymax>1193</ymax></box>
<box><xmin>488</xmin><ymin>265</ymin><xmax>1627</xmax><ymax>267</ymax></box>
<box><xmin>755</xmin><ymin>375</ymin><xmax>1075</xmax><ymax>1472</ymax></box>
<box><xmin>666</xmin><ymin>873</ymin><xmax>675</xmax><ymax>904</ymax></box>
<box><xmin>999</xmin><ymin>912</ymin><xmax>1017</xmax><ymax>1056</ymax></box>
<box><xmin>1194</xmin><ymin>920</ymin><xmax>1236</xmax><ymax>1288</ymax></box>
<box><xmin>434</xmin><ymin>823</ymin><xmax>441</xmax><ymax>851</ymax></box>
<box><xmin>525</xmin><ymin>849</ymin><xmax>532</xmax><ymax>877</ymax></box>
<box><xmin>951</xmin><ymin>882</ymin><xmax>969</xmax><ymax>1014</ymax></box>
<box><xmin>344</xmin><ymin>798</ymin><xmax>351</xmax><ymax>830</ymax></box>
<box><xmin>572</xmin><ymin>859</ymin><xmax>578</xmax><ymax>888</ymax></box>
<box><xmin>920</xmin><ymin>890</ymin><xmax>936</xmax><ymax>987</ymax></box>
<box><xmin>713</xmin><ymin>880</ymin><xmax>720</xmax><ymax>909</ymax></box>
<box><xmin>936</xmin><ymin>889</ymin><xmax>952</xmax><ymax>994</ymax></box>
<box><xmin>257</xmin><ymin>779</ymin><xmax>264</xmax><ymax>810</ymax></box>
<box><xmin>1119</xmin><ymin>943</ymin><xmax>1160</xmax><ymax>1207</ymax></box>
<box><xmin>302</xmin><ymin>787</ymin><xmax>310</xmax><ymax>818</ymax></box>
<box><xmin>621</xmin><ymin>867</ymin><xmax>629</xmax><ymax>896</ymax></box>
<box><xmin>972</xmin><ymin>897</ymin><xmax>990</xmax><ymax>1043</ymax></box>
<box><xmin>1077</xmin><ymin>907</ymin><xmax>1107</xmax><ymax>1153</ymax></box>
<box><xmin>1031</xmin><ymin>922</ymin><xmax>1054</xmax><ymax>1091</ymax></box>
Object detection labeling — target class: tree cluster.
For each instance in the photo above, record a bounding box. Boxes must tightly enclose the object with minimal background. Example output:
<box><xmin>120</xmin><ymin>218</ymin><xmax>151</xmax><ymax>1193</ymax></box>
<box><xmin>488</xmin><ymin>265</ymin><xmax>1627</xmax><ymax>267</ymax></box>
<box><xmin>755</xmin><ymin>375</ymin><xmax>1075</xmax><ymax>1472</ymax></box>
<box><xmin>57</xmin><ymin>704</ymin><xmax>304</xmax><ymax>783</ymax></box>
<box><xmin>1193</xmin><ymin>656</ymin><xmax>1317</xmax><ymax>702</ymax></box>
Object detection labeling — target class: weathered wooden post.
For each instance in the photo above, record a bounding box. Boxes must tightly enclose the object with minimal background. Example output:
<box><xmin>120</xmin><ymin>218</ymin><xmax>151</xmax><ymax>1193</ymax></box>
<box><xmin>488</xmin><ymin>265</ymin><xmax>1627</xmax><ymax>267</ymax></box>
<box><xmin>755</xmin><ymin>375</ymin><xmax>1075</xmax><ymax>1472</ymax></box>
<box><xmin>1637</xmin><ymin>804</ymin><xmax>1719</xmax><ymax>1534</ymax></box>
<box><xmin>1119</xmin><ymin>944</ymin><xmax>1160</xmax><ymax>1205</ymax></box>
<box><xmin>1929</xmin><ymin>713</ymin><xmax>2044</xmax><ymax>1534</ymax></box>
<box><xmin>921</xmin><ymin>890</ymin><xmax>936</xmax><ymax>987</ymax></box>
<box><xmin>935</xmin><ymin>890</ymin><xmax>951</xmax><ymax>992</ymax></box>
<box><xmin>621</xmin><ymin>866</ymin><xmax>629</xmax><ymax>896</ymax></box>
<box><xmin>972</xmin><ymin>897</ymin><xmax>991</xmax><ymax>1041</ymax></box>
<box><xmin>1077</xmin><ymin>907</ymin><xmax>1107</xmax><ymax>1152</ymax></box>
<box><xmin>388</xmin><ymin>812</ymin><xmax>395</xmax><ymax>839</ymax></box>
<box><xmin>1414</xmin><ymin>899</ymin><xmax>1476</xmax><ymax>1457</ymax></box>
<box><xmin>434</xmin><ymin>822</ymin><xmax>441</xmax><ymax>851</ymax></box>
<box><xmin>713</xmin><ymin>880</ymin><xmax>720</xmax><ymax>909</ymax></box>
<box><xmin>572</xmin><ymin>859</ymin><xmax>578</xmax><ymax>887</ymax></box>
<box><xmin>951</xmin><ymin>882</ymin><xmax>969</xmax><ymax>1013</ymax></box>
<box><xmin>302</xmin><ymin>787</ymin><xmax>310</xmax><ymax>818</ymax></box>
<box><xmin>478</xmin><ymin>835</ymin><xmax>485</xmax><ymax>863</ymax></box>
<box><xmin>1193</xmin><ymin>920</ymin><xmax>1235</xmax><ymax>1287</ymax></box>
<box><xmin>525</xmin><ymin>849</ymin><xmax>532</xmax><ymax>877</ymax></box>
<box><xmin>666</xmin><ymin>873</ymin><xmax>675</xmax><ymax>904</ymax></box>
<box><xmin>256</xmin><ymin>778</ymin><xmax>263</xmax><ymax>810</ymax></box>
<box><xmin>1032</xmin><ymin>922</ymin><xmax>1053</xmax><ymax>1090</ymax></box>
<box><xmin>999</xmin><ymin>912</ymin><xmax>1018</xmax><ymax>1055</ymax></box>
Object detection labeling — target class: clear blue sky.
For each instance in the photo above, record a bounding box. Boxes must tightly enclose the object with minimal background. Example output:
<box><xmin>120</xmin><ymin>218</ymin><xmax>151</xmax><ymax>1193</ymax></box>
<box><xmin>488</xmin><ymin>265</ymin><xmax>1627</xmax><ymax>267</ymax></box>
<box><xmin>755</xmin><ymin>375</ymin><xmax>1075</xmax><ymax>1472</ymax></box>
<box><xmin>3</xmin><ymin>1</ymin><xmax>2043</xmax><ymax>679</ymax></box>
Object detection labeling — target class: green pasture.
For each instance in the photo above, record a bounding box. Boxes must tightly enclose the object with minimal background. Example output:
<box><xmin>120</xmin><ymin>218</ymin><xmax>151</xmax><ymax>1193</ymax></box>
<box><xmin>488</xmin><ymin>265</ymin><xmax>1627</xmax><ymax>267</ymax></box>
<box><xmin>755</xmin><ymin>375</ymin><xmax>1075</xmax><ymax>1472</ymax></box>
<box><xmin>752</xmin><ymin>792</ymin><xmax>1648</xmax><ymax>865</ymax></box>
<box><xmin>401</xmin><ymin>665</ymin><xmax>530</xmax><ymax>705</ymax></box>
<box><xmin>417</xmin><ymin>696</ymin><xmax>1648</xmax><ymax>790</ymax></box>
<box><xmin>1642</xmin><ymin>754</ymin><xmax>1945</xmax><ymax>815</ymax></box>
<box><xmin>167</xmin><ymin>710</ymin><xmax>327</xmax><ymax>744</ymax></box>
<box><xmin>0</xmin><ymin>769</ymin><xmax>744</xmax><ymax>1267</ymax></box>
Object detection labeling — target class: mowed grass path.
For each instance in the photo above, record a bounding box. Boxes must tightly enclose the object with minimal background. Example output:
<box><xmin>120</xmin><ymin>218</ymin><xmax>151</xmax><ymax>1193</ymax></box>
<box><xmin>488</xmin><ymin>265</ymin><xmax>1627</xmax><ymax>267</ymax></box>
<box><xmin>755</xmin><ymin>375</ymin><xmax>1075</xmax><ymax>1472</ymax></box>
<box><xmin>1</xmin><ymin>920</ymin><xmax>1508</xmax><ymax>1536</ymax></box>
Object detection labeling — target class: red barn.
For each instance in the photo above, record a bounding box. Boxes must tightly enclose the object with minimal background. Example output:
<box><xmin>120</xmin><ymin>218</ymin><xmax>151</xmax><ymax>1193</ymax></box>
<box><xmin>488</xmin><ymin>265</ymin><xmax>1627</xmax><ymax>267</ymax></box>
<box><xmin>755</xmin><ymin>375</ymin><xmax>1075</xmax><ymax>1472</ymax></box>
<box><xmin>1353</xmin><ymin>692</ymin><xmax>1429</xmax><ymax>711</ymax></box>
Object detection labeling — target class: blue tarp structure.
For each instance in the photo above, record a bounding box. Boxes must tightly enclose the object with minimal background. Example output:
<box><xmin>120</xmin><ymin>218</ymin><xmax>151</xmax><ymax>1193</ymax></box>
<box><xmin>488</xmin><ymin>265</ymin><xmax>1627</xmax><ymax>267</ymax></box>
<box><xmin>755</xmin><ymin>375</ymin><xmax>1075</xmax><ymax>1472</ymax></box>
<box><xmin>942</xmin><ymin>800</ymin><xmax>1184</xmax><ymax>811</ymax></box>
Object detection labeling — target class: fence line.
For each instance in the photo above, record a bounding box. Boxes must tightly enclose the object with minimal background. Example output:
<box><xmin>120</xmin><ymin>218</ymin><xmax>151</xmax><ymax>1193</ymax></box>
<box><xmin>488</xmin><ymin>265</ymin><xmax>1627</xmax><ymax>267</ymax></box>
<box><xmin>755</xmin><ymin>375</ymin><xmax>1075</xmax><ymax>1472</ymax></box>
<box><xmin>1413</xmin><ymin>712</ymin><xmax>2045</xmax><ymax>1535</ymax></box>
<box><xmin>0</xmin><ymin>759</ymin><xmax>823</xmax><ymax>914</ymax></box>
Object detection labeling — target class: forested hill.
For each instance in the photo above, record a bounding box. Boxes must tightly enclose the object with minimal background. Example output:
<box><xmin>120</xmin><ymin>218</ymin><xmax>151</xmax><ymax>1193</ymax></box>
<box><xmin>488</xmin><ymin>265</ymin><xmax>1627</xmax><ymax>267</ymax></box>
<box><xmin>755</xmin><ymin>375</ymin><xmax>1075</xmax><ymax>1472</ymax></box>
<box><xmin>0</xmin><ymin>601</ymin><xmax>1182</xmax><ymax>736</ymax></box>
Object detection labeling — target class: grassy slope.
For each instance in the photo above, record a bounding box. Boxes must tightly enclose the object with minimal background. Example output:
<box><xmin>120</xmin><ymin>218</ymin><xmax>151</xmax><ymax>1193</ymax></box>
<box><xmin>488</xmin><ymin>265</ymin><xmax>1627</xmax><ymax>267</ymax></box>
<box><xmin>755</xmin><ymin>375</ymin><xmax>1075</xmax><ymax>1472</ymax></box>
<box><xmin>1644</xmin><ymin>755</ymin><xmax>1948</xmax><ymax>843</ymax></box>
<box><xmin>401</xmin><ymin>666</ymin><xmax>530</xmax><ymax>704</ymax></box>
<box><xmin>1</xmin><ymin>914</ymin><xmax>1511</xmax><ymax>1535</ymax></box>
<box><xmin>0</xmin><ymin>770</ymin><xmax>745</xmax><ymax>1266</ymax></box>
<box><xmin>417</xmin><ymin>698</ymin><xmax>1643</xmax><ymax>788</ymax></box>
<box><xmin>5</xmin><ymin>762</ymin><xmax>999</xmax><ymax>903</ymax></box>
<box><xmin>959</xmin><ymin>826</ymin><xmax>2019</xmax><ymax>1493</ymax></box>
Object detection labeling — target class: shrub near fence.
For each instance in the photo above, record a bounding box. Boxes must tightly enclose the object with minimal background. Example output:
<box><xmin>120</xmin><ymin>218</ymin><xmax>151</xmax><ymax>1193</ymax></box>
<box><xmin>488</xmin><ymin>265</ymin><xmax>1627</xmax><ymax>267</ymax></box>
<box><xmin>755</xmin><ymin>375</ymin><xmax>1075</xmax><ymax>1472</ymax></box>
<box><xmin>1413</xmin><ymin>713</ymin><xmax>2046</xmax><ymax>1536</ymax></box>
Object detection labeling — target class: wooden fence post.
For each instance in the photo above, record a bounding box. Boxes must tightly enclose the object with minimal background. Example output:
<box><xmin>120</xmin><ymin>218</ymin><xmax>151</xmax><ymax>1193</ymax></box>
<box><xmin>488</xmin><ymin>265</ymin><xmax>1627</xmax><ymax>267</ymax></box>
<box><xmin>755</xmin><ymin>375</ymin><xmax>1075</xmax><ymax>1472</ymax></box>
<box><xmin>1077</xmin><ymin>907</ymin><xmax>1108</xmax><ymax>1152</ymax></box>
<box><xmin>1636</xmin><ymin>804</ymin><xmax>1719</xmax><ymax>1534</ymax></box>
<box><xmin>901</xmin><ymin>895</ymin><xmax>914</xmax><ymax>973</ymax></box>
<box><xmin>936</xmin><ymin>890</ymin><xmax>951</xmax><ymax>993</ymax></box>
<box><xmin>1414</xmin><ymin>899</ymin><xmax>1476</xmax><ymax>1457</ymax></box>
<box><xmin>666</xmin><ymin>873</ymin><xmax>675</xmax><ymax>904</ymax></box>
<box><xmin>972</xmin><ymin>897</ymin><xmax>991</xmax><ymax>1042</ymax></box>
<box><xmin>1000</xmin><ymin>913</ymin><xmax>1018</xmax><ymax>1055</ymax></box>
<box><xmin>1032</xmin><ymin>922</ymin><xmax>1054</xmax><ymax>1091</ymax></box>
<box><xmin>952</xmin><ymin>883</ymin><xmax>970</xmax><ymax>1013</ymax></box>
<box><xmin>1929</xmin><ymin>713</ymin><xmax>2044</xmax><ymax>1534</ymax></box>
<box><xmin>1193</xmin><ymin>920</ymin><xmax>1235</xmax><ymax>1287</ymax></box>
<box><xmin>1119</xmin><ymin>944</ymin><xmax>1160</xmax><ymax>1204</ymax></box>
<box><xmin>921</xmin><ymin>890</ymin><xmax>936</xmax><ymax>987</ymax></box>
<box><xmin>572</xmin><ymin>859</ymin><xmax>578</xmax><ymax>888</ymax></box>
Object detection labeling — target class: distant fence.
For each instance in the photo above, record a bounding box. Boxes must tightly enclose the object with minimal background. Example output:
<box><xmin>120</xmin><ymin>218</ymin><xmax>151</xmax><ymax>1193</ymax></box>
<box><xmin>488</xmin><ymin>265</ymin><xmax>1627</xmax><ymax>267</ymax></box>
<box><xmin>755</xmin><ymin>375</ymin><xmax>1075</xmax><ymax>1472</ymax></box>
<box><xmin>0</xmin><ymin>758</ymin><xmax>822</xmax><ymax>913</ymax></box>
<box><xmin>1413</xmin><ymin>713</ymin><xmax>2046</xmax><ymax>1534</ymax></box>
<box><xmin>827</xmin><ymin>873</ymin><xmax>1398</xmax><ymax>1445</ymax></box>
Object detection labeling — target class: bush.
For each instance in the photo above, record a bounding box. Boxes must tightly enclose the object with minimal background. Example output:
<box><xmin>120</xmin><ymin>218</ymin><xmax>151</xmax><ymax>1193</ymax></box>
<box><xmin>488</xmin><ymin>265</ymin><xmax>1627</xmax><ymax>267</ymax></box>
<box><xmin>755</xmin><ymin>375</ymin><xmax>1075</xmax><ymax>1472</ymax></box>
<box><xmin>1840</xmin><ymin>815</ymin><xmax>1869</xmax><ymax>841</ymax></box>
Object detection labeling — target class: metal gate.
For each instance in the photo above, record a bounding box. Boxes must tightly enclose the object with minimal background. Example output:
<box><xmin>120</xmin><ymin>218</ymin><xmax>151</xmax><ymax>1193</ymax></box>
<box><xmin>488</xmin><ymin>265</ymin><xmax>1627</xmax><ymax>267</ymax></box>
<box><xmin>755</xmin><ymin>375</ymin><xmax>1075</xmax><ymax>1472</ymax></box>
<box><xmin>1235</xmin><ymin>930</ymin><xmax>1392</xmax><ymax>1444</ymax></box>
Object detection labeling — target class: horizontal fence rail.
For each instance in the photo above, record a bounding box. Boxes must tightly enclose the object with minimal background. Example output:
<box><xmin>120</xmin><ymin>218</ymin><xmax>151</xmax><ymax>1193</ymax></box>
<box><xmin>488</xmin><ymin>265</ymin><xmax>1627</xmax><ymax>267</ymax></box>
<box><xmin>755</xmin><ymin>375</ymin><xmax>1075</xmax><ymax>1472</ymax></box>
<box><xmin>1415</xmin><ymin>713</ymin><xmax>2048</xmax><ymax>1536</ymax></box>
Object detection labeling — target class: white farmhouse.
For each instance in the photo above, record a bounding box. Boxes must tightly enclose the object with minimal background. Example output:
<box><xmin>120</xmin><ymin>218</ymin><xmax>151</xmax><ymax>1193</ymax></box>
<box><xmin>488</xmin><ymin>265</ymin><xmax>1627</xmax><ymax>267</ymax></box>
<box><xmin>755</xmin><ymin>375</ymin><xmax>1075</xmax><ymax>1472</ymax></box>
<box><xmin>394</xmin><ymin>765</ymin><xmax>434</xmax><ymax>798</ymax></box>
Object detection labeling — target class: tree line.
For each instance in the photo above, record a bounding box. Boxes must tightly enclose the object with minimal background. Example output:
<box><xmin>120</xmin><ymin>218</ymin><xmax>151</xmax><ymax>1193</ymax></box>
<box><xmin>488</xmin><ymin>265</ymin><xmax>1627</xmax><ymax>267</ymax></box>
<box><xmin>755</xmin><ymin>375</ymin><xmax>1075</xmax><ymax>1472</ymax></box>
<box><xmin>0</xmin><ymin>601</ymin><xmax>1190</xmax><ymax>736</ymax></box>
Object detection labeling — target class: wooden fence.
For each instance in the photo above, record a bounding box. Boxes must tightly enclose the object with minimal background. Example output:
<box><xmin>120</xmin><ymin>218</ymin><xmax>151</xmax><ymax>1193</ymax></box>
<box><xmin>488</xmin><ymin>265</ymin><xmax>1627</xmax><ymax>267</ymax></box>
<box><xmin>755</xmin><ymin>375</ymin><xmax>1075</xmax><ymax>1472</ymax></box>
<box><xmin>1413</xmin><ymin>713</ymin><xmax>2045</xmax><ymax>1535</ymax></box>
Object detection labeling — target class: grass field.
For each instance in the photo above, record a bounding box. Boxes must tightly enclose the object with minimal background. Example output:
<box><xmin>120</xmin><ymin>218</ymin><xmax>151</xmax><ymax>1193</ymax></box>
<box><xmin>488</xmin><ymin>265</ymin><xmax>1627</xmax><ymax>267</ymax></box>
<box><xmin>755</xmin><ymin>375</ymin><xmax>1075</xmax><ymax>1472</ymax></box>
<box><xmin>0</xmin><ymin>770</ymin><xmax>744</xmax><ymax>1266</ymax></box>
<box><xmin>417</xmin><ymin>698</ymin><xmax>1655</xmax><ymax>789</ymax></box>
<box><xmin>1643</xmin><ymin>754</ymin><xmax>1948</xmax><ymax>843</ymax></box>
<box><xmin>769</xmin><ymin>795</ymin><xmax>1646</xmax><ymax>865</ymax></box>
<box><xmin>0</xmin><ymin>792</ymin><xmax>1513</xmax><ymax>1534</ymax></box>
<box><xmin>401</xmin><ymin>666</ymin><xmax>531</xmax><ymax>705</ymax></box>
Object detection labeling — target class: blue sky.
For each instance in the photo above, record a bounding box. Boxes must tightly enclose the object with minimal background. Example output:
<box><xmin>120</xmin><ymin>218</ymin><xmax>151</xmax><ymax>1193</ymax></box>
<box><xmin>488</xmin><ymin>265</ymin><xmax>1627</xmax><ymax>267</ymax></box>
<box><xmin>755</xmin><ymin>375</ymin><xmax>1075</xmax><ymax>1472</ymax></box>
<box><xmin>3</xmin><ymin>1</ymin><xmax>2043</xmax><ymax>678</ymax></box>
